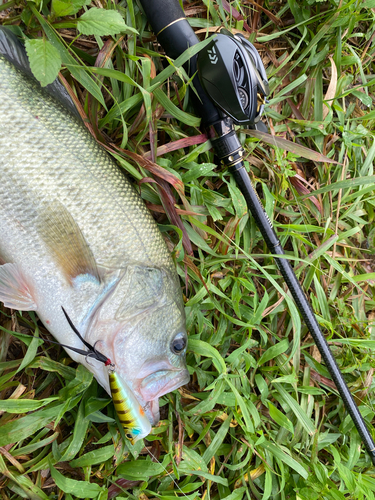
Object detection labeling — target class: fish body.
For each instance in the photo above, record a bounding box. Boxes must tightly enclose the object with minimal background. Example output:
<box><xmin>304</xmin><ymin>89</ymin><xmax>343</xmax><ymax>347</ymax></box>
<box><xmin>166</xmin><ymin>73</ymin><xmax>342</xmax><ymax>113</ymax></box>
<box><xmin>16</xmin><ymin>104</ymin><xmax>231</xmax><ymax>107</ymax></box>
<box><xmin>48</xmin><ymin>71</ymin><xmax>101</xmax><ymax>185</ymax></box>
<box><xmin>0</xmin><ymin>28</ymin><xmax>189</xmax><ymax>427</ymax></box>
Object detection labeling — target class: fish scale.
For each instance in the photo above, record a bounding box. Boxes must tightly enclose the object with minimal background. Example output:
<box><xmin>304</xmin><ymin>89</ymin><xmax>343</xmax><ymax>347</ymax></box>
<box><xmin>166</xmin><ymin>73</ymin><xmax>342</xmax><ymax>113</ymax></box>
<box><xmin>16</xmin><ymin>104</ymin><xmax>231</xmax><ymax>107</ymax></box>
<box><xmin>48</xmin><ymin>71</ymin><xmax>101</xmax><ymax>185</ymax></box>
<box><xmin>0</xmin><ymin>58</ymin><xmax>171</xmax><ymax>272</ymax></box>
<box><xmin>0</xmin><ymin>29</ymin><xmax>189</xmax><ymax>433</ymax></box>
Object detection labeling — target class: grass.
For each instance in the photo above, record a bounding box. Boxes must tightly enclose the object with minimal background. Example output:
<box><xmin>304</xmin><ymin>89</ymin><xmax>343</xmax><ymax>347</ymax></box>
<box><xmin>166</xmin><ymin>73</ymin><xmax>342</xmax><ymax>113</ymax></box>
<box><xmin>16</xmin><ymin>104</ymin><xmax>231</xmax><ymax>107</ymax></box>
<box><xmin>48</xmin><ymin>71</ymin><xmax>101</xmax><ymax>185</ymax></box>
<box><xmin>1</xmin><ymin>0</ymin><xmax>375</xmax><ymax>498</ymax></box>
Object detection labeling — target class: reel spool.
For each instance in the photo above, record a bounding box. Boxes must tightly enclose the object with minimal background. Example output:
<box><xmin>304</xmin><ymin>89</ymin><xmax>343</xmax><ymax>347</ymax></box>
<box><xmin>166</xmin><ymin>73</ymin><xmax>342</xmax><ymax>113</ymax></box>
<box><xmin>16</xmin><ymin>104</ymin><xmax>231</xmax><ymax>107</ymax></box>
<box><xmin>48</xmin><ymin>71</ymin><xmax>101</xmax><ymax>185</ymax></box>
<box><xmin>197</xmin><ymin>30</ymin><xmax>269</xmax><ymax>126</ymax></box>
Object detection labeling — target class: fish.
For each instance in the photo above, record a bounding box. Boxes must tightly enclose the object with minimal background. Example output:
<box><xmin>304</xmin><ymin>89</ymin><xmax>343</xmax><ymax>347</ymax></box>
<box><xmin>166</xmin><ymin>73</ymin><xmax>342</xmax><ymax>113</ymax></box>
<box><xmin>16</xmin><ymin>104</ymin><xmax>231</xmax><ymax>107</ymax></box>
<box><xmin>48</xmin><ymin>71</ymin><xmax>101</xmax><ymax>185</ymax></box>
<box><xmin>0</xmin><ymin>27</ymin><xmax>190</xmax><ymax>436</ymax></box>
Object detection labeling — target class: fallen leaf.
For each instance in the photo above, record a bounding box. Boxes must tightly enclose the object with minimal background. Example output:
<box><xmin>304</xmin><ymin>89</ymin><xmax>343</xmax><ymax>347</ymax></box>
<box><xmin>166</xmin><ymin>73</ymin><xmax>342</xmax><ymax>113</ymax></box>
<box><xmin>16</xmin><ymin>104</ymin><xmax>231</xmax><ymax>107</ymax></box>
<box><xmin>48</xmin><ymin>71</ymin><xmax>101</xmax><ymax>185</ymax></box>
<box><xmin>323</xmin><ymin>57</ymin><xmax>338</xmax><ymax>119</ymax></box>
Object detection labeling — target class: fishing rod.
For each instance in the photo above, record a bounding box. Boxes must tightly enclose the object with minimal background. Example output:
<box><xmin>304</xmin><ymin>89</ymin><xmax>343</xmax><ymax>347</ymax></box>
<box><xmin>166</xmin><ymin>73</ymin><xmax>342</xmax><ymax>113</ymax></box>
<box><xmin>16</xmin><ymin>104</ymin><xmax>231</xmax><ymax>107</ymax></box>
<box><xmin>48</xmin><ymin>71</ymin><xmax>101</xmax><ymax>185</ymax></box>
<box><xmin>138</xmin><ymin>0</ymin><xmax>375</xmax><ymax>465</ymax></box>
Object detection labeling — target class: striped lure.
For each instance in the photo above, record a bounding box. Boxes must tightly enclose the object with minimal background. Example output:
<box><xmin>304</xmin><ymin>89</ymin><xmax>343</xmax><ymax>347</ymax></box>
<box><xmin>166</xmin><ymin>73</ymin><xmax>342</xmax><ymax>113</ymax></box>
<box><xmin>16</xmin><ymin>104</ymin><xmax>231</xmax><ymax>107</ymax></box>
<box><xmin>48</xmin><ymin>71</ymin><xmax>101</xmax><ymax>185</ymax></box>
<box><xmin>60</xmin><ymin>307</ymin><xmax>151</xmax><ymax>443</ymax></box>
<box><xmin>109</xmin><ymin>368</ymin><xmax>151</xmax><ymax>444</ymax></box>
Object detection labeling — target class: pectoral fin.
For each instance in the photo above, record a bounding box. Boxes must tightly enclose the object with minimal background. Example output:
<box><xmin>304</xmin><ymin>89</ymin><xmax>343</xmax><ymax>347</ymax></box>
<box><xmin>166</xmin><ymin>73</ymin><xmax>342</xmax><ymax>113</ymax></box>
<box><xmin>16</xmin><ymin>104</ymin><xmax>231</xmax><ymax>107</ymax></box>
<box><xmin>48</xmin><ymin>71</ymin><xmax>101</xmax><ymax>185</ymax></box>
<box><xmin>0</xmin><ymin>263</ymin><xmax>37</xmax><ymax>311</ymax></box>
<box><xmin>38</xmin><ymin>201</ymin><xmax>101</xmax><ymax>286</ymax></box>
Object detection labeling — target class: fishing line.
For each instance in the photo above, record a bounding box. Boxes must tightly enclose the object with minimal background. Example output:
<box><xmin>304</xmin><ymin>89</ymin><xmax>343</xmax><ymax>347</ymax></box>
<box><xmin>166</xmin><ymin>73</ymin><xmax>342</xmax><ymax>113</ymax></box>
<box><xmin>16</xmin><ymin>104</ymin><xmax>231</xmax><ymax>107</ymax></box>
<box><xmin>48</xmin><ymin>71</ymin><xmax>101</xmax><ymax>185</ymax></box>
<box><xmin>145</xmin><ymin>447</ymin><xmax>190</xmax><ymax>499</ymax></box>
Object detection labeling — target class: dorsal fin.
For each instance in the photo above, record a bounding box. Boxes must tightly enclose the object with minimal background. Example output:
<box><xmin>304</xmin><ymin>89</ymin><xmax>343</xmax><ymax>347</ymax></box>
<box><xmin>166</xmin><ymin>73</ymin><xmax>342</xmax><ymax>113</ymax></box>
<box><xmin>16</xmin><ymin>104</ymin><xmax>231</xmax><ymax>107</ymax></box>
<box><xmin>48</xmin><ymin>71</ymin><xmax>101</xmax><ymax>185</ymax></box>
<box><xmin>0</xmin><ymin>26</ymin><xmax>79</xmax><ymax>118</ymax></box>
<box><xmin>0</xmin><ymin>26</ymin><xmax>32</xmax><ymax>76</ymax></box>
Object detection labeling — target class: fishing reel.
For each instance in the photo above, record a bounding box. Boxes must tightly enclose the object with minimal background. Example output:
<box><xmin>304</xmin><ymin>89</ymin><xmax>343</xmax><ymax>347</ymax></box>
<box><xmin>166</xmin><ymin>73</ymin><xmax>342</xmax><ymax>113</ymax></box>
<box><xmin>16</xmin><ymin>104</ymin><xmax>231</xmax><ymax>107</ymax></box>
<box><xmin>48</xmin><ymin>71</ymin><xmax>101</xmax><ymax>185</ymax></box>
<box><xmin>197</xmin><ymin>30</ymin><xmax>269</xmax><ymax>127</ymax></box>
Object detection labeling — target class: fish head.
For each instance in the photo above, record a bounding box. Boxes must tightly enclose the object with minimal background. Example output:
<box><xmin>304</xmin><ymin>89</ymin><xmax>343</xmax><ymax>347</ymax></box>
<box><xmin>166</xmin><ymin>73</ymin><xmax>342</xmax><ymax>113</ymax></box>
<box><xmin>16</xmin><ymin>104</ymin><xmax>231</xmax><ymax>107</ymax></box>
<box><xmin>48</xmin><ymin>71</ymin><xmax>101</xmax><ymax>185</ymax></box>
<box><xmin>85</xmin><ymin>264</ymin><xmax>190</xmax><ymax>425</ymax></box>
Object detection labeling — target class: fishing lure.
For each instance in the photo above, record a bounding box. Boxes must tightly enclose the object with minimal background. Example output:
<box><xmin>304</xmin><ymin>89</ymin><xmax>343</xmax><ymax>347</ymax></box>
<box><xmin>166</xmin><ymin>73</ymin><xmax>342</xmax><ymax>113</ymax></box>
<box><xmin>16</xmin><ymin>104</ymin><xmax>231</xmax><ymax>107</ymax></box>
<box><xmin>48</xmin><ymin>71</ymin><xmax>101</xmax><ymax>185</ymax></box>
<box><xmin>60</xmin><ymin>307</ymin><xmax>151</xmax><ymax>444</ymax></box>
<box><xmin>108</xmin><ymin>366</ymin><xmax>151</xmax><ymax>443</ymax></box>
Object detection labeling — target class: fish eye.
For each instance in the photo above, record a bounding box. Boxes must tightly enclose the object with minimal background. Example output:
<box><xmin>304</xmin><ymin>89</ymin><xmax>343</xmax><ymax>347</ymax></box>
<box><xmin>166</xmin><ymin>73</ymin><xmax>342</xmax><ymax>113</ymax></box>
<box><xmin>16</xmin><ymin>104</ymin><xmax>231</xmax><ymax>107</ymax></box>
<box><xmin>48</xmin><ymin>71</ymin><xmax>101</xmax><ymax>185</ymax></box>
<box><xmin>171</xmin><ymin>333</ymin><xmax>186</xmax><ymax>354</ymax></box>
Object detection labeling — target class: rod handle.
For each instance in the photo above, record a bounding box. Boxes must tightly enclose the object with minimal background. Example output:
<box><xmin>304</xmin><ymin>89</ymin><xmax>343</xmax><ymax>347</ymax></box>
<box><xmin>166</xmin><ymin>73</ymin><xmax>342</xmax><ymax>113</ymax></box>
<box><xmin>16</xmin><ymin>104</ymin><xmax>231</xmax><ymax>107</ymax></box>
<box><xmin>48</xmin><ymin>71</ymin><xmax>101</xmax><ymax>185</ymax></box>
<box><xmin>139</xmin><ymin>0</ymin><xmax>221</xmax><ymax>125</ymax></box>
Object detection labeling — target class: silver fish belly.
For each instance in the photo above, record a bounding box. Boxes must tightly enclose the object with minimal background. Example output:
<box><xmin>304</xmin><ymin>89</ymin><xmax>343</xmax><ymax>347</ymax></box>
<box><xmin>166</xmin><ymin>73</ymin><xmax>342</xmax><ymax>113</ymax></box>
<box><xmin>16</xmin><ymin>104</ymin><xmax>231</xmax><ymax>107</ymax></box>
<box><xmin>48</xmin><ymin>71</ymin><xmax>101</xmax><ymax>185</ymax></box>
<box><xmin>0</xmin><ymin>34</ymin><xmax>189</xmax><ymax>426</ymax></box>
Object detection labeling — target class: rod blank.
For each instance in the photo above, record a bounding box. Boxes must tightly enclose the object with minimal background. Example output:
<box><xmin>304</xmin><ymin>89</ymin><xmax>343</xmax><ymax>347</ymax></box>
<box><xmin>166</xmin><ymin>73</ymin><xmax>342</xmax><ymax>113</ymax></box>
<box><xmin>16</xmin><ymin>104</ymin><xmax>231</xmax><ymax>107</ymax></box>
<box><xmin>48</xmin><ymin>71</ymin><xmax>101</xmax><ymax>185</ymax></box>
<box><xmin>231</xmin><ymin>163</ymin><xmax>375</xmax><ymax>465</ymax></box>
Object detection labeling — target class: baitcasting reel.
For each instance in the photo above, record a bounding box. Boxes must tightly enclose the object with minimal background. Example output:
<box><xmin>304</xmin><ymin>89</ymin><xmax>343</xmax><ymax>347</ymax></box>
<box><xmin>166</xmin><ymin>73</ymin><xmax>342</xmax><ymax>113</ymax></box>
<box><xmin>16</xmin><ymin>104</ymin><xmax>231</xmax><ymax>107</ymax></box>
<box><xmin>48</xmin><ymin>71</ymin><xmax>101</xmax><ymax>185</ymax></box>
<box><xmin>197</xmin><ymin>29</ymin><xmax>269</xmax><ymax>126</ymax></box>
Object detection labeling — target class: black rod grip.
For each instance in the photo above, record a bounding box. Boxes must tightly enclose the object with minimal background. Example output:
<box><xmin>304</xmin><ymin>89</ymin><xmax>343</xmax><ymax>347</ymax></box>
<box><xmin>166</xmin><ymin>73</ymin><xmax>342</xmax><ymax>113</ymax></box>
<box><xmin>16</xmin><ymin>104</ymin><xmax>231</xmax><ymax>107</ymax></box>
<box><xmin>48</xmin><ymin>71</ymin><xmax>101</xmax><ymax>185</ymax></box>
<box><xmin>231</xmin><ymin>164</ymin><xmax>375</xmax><ymax>465</ymax></box>
<box><xmin>139</xmin><ymin>0</ymin><xmax>198</xmax><ymax>59</ymax></box>
<box><xmin>139</xmin><ymin>0</ymin><xmax>221</xmax><ymax>125</ymax></box>
<box><xmin>139</xmin><ymin>0</ymin><xmax>185</xmax><ymax>36</ymax></box>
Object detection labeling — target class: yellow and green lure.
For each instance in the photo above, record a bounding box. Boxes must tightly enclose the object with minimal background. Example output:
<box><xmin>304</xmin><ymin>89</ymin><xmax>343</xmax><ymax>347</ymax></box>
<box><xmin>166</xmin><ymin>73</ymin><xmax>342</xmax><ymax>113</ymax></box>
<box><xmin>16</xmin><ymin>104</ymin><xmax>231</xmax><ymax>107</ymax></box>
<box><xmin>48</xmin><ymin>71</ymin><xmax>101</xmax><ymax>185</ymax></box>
<box><xmin>108</xmin><ymin>366</ymin><xmax>151</xmax><ymax>444</ymax></box>
<box><xmin>61</xmin><ymin>307</ymin><xmax>151</xmax><ymax>444</ymax></box>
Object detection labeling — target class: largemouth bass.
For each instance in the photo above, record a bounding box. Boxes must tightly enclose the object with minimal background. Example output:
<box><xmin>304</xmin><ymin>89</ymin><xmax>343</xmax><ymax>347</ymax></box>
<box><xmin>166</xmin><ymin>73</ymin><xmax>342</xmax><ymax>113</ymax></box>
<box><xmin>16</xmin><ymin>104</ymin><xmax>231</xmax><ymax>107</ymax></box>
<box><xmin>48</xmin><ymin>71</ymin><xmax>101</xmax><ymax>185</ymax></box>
<box><xmin>0</xmin><ymin>27</ymin><xmax>189</xmax><ymax>430</ymax></box>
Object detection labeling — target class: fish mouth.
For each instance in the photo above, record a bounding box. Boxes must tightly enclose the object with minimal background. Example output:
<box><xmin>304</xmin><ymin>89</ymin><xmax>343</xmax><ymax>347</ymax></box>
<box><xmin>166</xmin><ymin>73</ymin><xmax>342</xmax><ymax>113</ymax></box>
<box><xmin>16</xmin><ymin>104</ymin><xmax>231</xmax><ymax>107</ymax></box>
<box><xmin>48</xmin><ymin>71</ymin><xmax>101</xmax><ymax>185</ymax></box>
<box><xmin>137</xmin><ymin>367</ymin><xmax>190</xmax><ymax>426</ymax></box>
<box><xmin>139</xmin><ymin>369</ymin><xmax>190</xmax><ymax>402</ymax></box>
<box><xmin>123</xmin><ymin>359</ymin><xmax>190</xmax><ymax>426</ymax></box>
